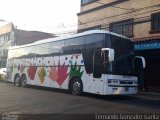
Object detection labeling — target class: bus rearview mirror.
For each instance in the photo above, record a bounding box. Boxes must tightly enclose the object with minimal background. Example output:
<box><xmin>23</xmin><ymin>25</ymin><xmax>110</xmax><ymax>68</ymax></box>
<box><xmin>102</xmin><ymin>48</ymin><xmax>115</xmax><ymax>62</ymax></box>
<box><xmin>134</xmin><ymin>56</ymin><xmax>146</xmax><ymax>69</ymax></box>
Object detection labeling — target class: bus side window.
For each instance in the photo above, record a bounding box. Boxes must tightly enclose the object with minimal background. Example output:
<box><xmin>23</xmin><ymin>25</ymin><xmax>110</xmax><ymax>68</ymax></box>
<box><xmin>49</xmin><ymin>41</ymin><xmax>64</xmax><ymax>56</ymax></box>
<box><xmin>36</xmin><ymin>43</ymin><xmax>50</xmax><ymax>57</ymax></box>
<box><xmin>83</xmin><ymin>34</ymin><xmax>104</xmax><ymax>49</ymax></box>
<box><xmin>64</xmin><ymin>37</ymin><xmax>83</xmax><ymax>54</ymax></box>
<box><xmin>24</xmin><ymin>46</ymin><xmax>36</xmax><ymax>58</ymax></box>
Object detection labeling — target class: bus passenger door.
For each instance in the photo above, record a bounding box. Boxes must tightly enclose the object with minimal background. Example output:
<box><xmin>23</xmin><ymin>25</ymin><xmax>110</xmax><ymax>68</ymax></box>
<box><xmin>93</xmin><ymin>50</ymin><xmax>102</xmax><ymax>78</ymax></box>
<box><xmin>82</xmin><ymin>50</ymin><xmax>104</xmax><ymax>94</ymax></box>
<box><xmin>92</xmin><ymin>50</ymin><xmax>104</xmax><ymax>94</ymax></box>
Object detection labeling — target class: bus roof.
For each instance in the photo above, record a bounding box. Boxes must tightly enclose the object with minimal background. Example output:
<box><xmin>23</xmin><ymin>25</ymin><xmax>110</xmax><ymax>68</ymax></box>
<box><xmin>8</xmin><ymin>30</ymin><xmax>132</xmax><ymax>50</ymax></box>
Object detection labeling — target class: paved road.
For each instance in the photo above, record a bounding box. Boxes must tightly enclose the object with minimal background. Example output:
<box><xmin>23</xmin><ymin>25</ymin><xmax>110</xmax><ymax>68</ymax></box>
<box><xmin>0</xmin><ymin>81</ymin><xmax>159</xmax><ymax>119</ymax></box>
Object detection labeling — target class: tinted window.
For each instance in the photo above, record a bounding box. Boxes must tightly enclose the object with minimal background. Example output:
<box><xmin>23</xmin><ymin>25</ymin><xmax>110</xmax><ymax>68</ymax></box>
<box><xmin>82</xmin><ymin>50</ymin><xmax>93</xmax><ymax>74</ymax></box>
<box><xmin>93</xmin><ymin>50</ymin><xmax>103</xmax><ymax>78</ymax></box>
<box><xmin>48</xmin><ymin>40</ymin><xmax>64</xmax><ymax>55</ymax></box>
<box><xmin>65</xmin><ymin>37</ymin><xmax>83</xmax><ymax>46</ymax></box>
<box><xmin>82</xmin><ymin>34</ymin><xmax>104</xmax><ymax>74</ymax></box>
<box><xmin>151</xmin><ymin>12</ymin><xmax>160</xmax><ymax>31</ymax></box>
<box><xmin>81</xmin><ymin>0</ymin><xmax>96</xmax><ymax>5</ymax></box>
<box><xmin>83</xmin><ymin>34</ymin><xmax>104</xmax><ymax>49</ymax></box>
<box><xmin>110</xmin><ymin>19</ymin><xmax>133</xmax><ymax>37</ymax></box>
<box><xmin>36</xmin><ymin>43</ymin><xmax>49</xmax><ymax>57</ymax></box>
<box><xmin>64</xmin><ymin>37</ymin><xmax>83</xmax><ymax>53</ymax></box>
<box><xmin>111</xmin><ymin>35</ymin><xmax>133</xmax><ymax>53</ymax></box>
<box><xmin>8</xmin><ymin>46</ymin><xmax>36</xmax><ymax>59</ymax></box>
<box><xmin>111</xmin><ymin>35</ymin><xmax>134</xmax><ymax>76</ymax></box>
<box><xmin>18</xmin><ymin>46</ymin><xmax>36</xmax><ymax>58</ymax></box>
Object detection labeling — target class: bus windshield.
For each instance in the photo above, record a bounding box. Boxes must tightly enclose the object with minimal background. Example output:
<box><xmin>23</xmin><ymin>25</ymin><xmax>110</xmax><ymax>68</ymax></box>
<box><xmin>110</xmin><ymin>35</ymin><xmax>134</xmax><ymax>76</ymax></box>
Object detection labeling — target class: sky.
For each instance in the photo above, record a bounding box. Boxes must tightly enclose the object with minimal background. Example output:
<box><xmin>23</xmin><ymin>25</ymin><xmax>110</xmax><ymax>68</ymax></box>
<box><xmin>0</xmin><ymin>0</ymin><xmax>80</xmax><ymax>34</ymax></box>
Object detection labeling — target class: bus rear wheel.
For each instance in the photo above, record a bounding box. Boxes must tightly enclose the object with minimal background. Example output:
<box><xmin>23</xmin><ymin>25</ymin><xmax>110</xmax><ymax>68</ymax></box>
<box><xmin>14</xmin><ymin>75</ymin><xmax>21</xmax><ymax>86</ymax></box>
<box><xmin>70</xmin><ymin>78</ymin><xmax>83</xmax><ymax>95</ymax></box>
<box><xmin>21</xmin><ymin>74</ymin><xmax>27</xmax><ymax>87</ymax></box>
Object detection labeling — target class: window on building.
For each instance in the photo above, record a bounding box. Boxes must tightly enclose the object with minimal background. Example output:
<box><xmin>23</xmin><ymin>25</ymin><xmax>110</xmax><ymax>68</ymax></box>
<box><xmin>151</xmin><ymin>12</ymin><xmax>160</xmax><ymax>32</ymax></box>
<box><xmin>110</xmin><ymin>19</ymin><xmax>133</xmax><ymax>38</ymax></box>
<box><xmin>0</xmin><ymin>51</ymin><xmax>3</xmax><ymax>56</ymax></box>
<box><xmin>81</xmin><ymin>0</ymin><xmax>97</xmax><ymax>5</ymax></box>
<box><xmin>2</xmin><ymin>50</ymin><xmax>5</xmax><ymax>56</ymax></box>
<box><xmin>4</xmin><ymin>49</ymin><xmax>8</xmax><ymax>56</ymax></box>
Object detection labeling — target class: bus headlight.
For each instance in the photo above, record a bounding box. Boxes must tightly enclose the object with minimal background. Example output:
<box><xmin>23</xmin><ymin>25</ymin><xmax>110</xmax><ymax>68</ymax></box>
<box><xmin>108</xmin><ymin>80</ymin><xmax>119</xmax><ymax>85</ymax></box>
<box><xmin>108</xmin><ymin>80</ymin><xmax>112</xmax><ymax>84</ymax></box>
<box><xmin>112</xmin><ymin>80</ymin><xmax>119</xmax><ymax>84</ymax></box>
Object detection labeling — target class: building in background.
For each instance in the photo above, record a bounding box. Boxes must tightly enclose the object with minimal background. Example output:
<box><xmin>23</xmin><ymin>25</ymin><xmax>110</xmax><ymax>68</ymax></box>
<box><xmin>14</xmin><ymin>29</ymin><xmax>55</xmax><ymax>45</ymax></box>
<box><xmin>77</xmin><ymin>0</ymin><xmax>160</xmax><ymax>91</ymax></box>
<box><xmin>78</xmin><ymin>0</ymin><xmax>160</xmax><ymax>38</ymax></box>
<box><xmin>0</xmin><ymin>23</ymin><xmax>15</xmax><ymax>68</ymax></box>
<box><xmin>0</xmin><ymin>23</ymin><xmax>56</xmax><ymax>68</ymax></box>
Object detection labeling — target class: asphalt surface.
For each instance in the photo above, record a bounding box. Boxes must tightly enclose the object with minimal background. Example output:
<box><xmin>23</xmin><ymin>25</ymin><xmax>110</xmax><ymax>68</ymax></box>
<box><xmin>0</xmin><ymin>81</ymin><xmax>159</xmax><ymax>119</ymax></box>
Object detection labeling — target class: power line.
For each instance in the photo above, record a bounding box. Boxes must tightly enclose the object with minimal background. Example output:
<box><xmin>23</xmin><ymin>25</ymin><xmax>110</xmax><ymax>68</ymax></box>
<box><xmin>22</xmin><ymin>3</ymin><xmax>160</xmax><ymax>34</ymax></box>
<box><xmin>7</xmin><ymin>3</ymin><xmax>159</xmax><ymax>36</ymax></box>
<box><xmin>55</xmin><ymin>16</ymin><xmax>154</xmax><ymax>36</ymax></box>
<box><xmin>56</xmin><ymin>13</ymin><xmax>155</xmax><ymax>36</ymax></box>
<box><xmin>48</xmin><ymin>3</ymin><xmax>160</xmax><ymax>32</ymax></box>
<box><xmin>79</xmin><ymin>4</ymin><xmax>160</xmax><ymax>26</ymax></box>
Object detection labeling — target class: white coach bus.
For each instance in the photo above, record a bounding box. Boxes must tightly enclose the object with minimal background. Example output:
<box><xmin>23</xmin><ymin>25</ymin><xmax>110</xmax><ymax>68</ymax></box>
<box><xmin>6</xmin><ymin>30</ymin><xmax>145</xmax><ymax>95</ymax></box>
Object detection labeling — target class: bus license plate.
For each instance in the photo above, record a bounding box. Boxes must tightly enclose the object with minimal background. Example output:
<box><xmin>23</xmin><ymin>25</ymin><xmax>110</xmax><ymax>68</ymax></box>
<box><xmin>125</xmin><ymin>87</ymin><xmax>129</xmax><ymax>91</ymax></box>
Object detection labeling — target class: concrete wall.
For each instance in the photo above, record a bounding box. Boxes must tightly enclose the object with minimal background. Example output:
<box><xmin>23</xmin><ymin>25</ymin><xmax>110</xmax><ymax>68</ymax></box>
<box><xmin>78</xmin><ymin>0</ymin><xmax>160</xmax><ymax>41</ymax></box>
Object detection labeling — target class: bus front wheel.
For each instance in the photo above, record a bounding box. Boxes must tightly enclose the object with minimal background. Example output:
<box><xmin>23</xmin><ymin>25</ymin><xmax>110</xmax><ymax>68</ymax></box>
<box><xmin>14</xmin><ymin>75</ymin><xmax>21</xmax><ymax>86</ymax></box>
<box><xmin>70</xmin><ymin>78</ymin><xmax>83</xmax><ymax>95</ymax></box>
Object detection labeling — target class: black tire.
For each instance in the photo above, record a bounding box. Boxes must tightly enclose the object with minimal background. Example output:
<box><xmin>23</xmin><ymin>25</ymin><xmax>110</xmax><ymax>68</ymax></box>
<box><xmin>14</xmin><ymin>75</ymin><xmax>21</xmax><ymax>86</ymax></box>
<box><xmin>70</xmin><ymin>78</ymin><xmax>83</xmax><ymax>95</ymax></box>
<box><xmin>21</xmin><ymin>74</ymin><xmax>27</xmax><ymax>87</ymax></box>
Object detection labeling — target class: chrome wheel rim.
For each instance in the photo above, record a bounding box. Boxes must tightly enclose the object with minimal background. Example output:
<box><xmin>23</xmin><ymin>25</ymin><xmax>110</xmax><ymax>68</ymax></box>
<box><xmin>21</xmin><ymin>76</ymin><xmax>27</xmax><ymax>87</ymax></box>
<box><xmin>72</xmin><ymin>81</ymin><xmax>80</xmax><ymax>94</ymax></box>
<box><xmin>15</xmin><ymin>77</ymin><xmax>20</xmax><ymax>86</ymax></box>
